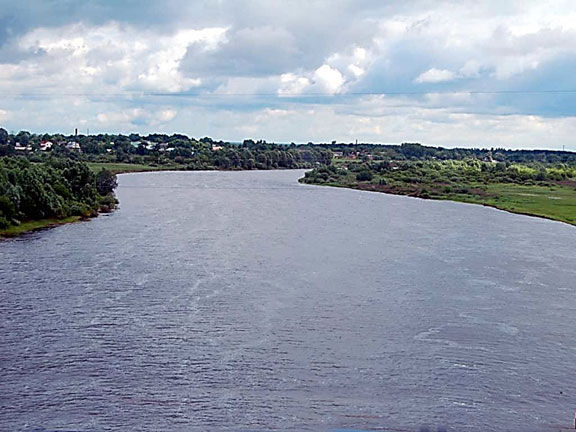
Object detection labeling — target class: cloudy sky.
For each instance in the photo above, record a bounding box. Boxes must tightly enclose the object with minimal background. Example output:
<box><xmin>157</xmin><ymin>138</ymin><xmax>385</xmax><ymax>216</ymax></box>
<box><xmin>0</xmin><ymin>0</ymin><xmax>575</xmax><ymax>149</ymax></box>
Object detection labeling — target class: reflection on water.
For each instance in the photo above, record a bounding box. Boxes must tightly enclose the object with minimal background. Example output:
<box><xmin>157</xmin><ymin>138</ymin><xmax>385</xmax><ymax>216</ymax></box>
<box><xmin>1</xmin><ymin>170</ymin><xmax>575</xmax><ymax>432</ymax></box>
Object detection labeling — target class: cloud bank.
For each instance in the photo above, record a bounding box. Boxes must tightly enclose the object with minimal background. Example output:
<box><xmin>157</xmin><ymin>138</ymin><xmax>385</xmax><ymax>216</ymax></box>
<box><xmin>0</xmin><ymin>0</ymin><xmax>575</xmax><ymax>149</ymax></box>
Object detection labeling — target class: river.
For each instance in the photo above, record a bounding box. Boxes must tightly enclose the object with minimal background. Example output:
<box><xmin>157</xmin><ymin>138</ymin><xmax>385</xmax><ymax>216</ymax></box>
<box><xmin>1</xmin><ymin>170</ymin><xmax>575</xmax><ymax>432</ymax></box>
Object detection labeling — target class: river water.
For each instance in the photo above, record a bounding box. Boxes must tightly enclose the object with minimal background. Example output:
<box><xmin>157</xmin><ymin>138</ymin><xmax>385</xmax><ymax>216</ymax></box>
<box><xmin>1</xmin><ymin>170</ymin><xmax>575</xmax><ymax>432</ymax></box>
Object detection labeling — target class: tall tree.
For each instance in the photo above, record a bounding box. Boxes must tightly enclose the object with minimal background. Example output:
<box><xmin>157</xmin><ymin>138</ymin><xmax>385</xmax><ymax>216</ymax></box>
<box><xmin>0</xmin><ymin>128</ymin><xmax>8</xmax><ymax>145</ymax></box>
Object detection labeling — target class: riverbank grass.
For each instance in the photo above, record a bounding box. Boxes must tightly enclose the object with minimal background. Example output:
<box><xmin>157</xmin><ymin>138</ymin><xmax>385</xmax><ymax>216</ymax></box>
<box><xmin>0</xmin><ymin>216</ymin><xmax>83</xmax><ymax>238</ymax></box>
<box><xmin>441</xmin><ymin>183</ymin><xmax>576</xmax><ymax>225</ymax></box>
<box><xmin>87</xmin><ymin>162</ymin><xmax>180</xmax><ymax>174</ymax></box>
<box><xmin>302</xmin><ymin>164</ymin><xmax>576</xmax><ymax>226</ymax></box>
<box><xmin>354</xmin><ymin>182</ymin><xmax>576</xmax><ymax>226</ymax></box>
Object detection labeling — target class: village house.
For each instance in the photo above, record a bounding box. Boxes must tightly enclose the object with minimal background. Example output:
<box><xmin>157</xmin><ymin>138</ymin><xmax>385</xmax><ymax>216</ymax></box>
<box><xmin>66</xmin><ymin>141</ymin><xmax>81</xmax><ymax>151</ymax></box>
<box><xmin>40</xmin><ymin>141</ymin><xmax>53</xmax><ymax>151</ymax></box>
<box><xmin>14</xmin><ymin>144</ymin><xmax>32</xmax><ymax>152</ymax></box>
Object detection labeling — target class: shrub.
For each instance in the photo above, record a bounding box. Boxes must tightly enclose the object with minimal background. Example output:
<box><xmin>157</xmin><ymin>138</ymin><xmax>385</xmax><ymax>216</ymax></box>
<box><xmin>356</xmin><ymin>171</ymin><xmax>373</xmax><ymax>182</ymax></box>
<box><xmin>0</xmin><ymin>216</ymin><xmax>9</xmax><ymax>229</ymax></box>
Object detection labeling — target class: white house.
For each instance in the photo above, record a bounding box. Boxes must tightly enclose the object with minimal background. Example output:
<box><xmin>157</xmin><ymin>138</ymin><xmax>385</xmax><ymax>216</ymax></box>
<box><xmin>40</xmin><ymin>141</ymin><xmax>53</xmax><ymax>151</ymax></box>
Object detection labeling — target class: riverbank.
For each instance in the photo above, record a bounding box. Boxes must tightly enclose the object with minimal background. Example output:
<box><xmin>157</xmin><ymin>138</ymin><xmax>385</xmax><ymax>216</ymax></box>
<box><xmin>87</xmin><ymin>162</ymin><xmax>182</xmax><ymax>175</ymax></box>
<box><xmin>0</xmin><ymin>216</ymin><xmax>83</xmax><ymax>239</ymax></box>
<box><xmin>308</xmin><ymin>181</ymin><xmax>576</xmax><ymax>226</ymax></box>
<box><xmin>301</xmin><ymin>163</ymin><xmax>576</xmax><ymax>227</ymax></box>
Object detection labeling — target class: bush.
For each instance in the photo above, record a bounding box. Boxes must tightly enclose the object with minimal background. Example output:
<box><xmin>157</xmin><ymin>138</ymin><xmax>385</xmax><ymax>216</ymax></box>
<box><xmin>0</xmin><ymin>216</ymin><xmax>9</xmax><ymax>229</ymax></box>
<box><xmin>68</xmin><ymin>202</ymin><xmax>92</xmax><ymax>218</ymax></box>
<box><xmin>0</xmin><ymin>195</ymin><xmax>16</xmax><ymax>219</ymax></box>
<box><xmin>356</xmin><ymin>170</ymin><xmax>373</xmax><ymax>182</ymax></box>
<box><xmin>98</xmin><ymin>193</ymin><xmax>118</xmax><ymax>213</ymax></box>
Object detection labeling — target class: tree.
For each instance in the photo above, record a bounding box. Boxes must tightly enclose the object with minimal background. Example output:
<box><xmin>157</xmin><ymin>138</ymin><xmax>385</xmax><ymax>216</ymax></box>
<box><xmin>356</xmin><ymin>170</ymin><xmax>373</xmax><ymax>182</ymax></box>
<box><xmin>96</xmin><ymin>169</ymin><xmax>118</xmax><ymax>195</ymax></box>
<box><xmin>0</xmin><ymin>128</ymin><xmax>8</xmax><ymax>145</ymax></box>
<box><xmin>16</xmin><ymin>131</ymin><xmax>31</xmax><ymax>146</ymax></box>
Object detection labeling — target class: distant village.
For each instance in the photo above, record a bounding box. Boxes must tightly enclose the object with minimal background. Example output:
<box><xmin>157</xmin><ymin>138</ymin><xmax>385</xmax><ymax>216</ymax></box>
<box><xmin>1</xmin><ymin>128</ymin><xmax>227</xmax><ymax>156</ymax></box>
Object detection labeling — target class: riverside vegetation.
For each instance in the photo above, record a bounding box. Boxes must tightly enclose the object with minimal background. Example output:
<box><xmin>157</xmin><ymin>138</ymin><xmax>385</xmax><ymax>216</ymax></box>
<box><xmin>301</xmin><ymin>143</ymin><xmax>576</xmax><ymax>226</ymax></box>
<box><xmin>0</xmin><ymin>157</ymin><xmax>118</xmax><ymax>237</ymax></box>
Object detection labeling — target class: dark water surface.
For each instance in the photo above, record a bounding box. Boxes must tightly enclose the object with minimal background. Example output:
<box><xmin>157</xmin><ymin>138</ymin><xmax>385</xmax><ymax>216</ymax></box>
<box><xmin>1</xmin><ymin>170</ymin><xmax>575</xmax><ymax>432</ymax></box>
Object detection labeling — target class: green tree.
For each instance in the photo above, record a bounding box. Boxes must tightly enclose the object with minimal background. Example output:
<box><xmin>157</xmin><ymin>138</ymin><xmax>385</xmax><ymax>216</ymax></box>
<box><xmin>96</xmin><ymin>169</ymin><xmax>118</xmax><ymax>195</ymax></box>
<box><xmin>16</xmin><ymin>131</ymin><xmax>31</xmax><ymax>146</ymax></box>
<box><xmin>356</xmin><ymin>170</ymin><xmax>373</xmax><ymax>181</ymax></box>
<box><xmin>0</xmin><ymin>128</ymin><xmax>8</xmax><ymax>145</ymax></box>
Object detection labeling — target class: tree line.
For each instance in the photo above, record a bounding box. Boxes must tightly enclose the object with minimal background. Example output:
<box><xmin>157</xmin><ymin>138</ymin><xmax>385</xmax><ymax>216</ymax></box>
<box><xmin>318</xmin><ymin>142</ymin><xmax>576</xmax><ymax>164</ymax></box>
<box><xmin>301</xmin><ymin>158</ymin><xmax>576</xmax><ymax>198</ymax></box>
<box><xmin>0</xmin><ymin>129</ymin><xmax>333</xmax><ymax>169</ymax></box>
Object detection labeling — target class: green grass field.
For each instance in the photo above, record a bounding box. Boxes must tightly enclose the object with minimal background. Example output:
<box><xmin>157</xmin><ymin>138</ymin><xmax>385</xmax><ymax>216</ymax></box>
<box><xmin>443</xmin><ymin>183</ymin><xmax>576</xmax><ymax>225</ymax></box>
<box><xmin>87</xmin><ymin>162</ymin><xmax>182</xmax><ymax>174</ymax></box>
<box><xmin>304</xmin><ymin>162</ymin><xmax>576</xmax><ymax>226</ymax></box>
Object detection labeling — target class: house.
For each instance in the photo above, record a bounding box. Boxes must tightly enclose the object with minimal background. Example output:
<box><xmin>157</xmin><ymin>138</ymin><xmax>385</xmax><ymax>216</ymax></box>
<box><xmin>66</xmin><ymin>141</ymin><xmax>81</xmax><ymax>151</ymax></box>
<box><xmin>483</xmin><ymin>153</ymin><xmax>497</xmax><ymax>163</ymax></box>
<box><xmin>14</xmin><ymin>144</ymin><xmax>32</xmax><ymax>152</ymax></box>
<box><xmin>212</xmin><ymin>145</ymin><xmax>223</xmax><ymax>151</ymax></box>
<box><xmin>40</xmin><ymin>141</ymin><xmax>53</xmax><ymax>151</ymax></box>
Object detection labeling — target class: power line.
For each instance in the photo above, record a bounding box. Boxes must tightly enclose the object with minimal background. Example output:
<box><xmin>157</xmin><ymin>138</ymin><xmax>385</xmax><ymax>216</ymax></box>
<box><xmin>1</xmin><ymin>89</ymin><xmax>576</xmax><ymax>98</ymax></box>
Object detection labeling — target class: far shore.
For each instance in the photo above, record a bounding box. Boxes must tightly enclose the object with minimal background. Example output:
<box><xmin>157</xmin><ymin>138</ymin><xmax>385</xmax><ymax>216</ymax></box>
<box><xmin>308</xmin><ymin>181</ymin><xmax>576</xmax><ymax>227</ymax></box>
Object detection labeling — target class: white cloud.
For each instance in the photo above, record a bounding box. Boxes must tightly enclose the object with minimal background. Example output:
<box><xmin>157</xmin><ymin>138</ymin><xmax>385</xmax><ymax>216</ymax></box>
<box><xmin>415</xmin><ymin>68</ymin><xmax>457</xmax><ymax>84</ymax></box>
<box><xmin>279</xmin><ymin>73</ymin><xmax>311</xmax><ymax>95</ymax></box>
<box><xmin>96</xmin><ymin>107</ymin><xmax>178</xmax><ymax>127</ymax></box>
<box><xmin>158</xmin><ymin>109</ymin><xmax>178</xmax><ymax>123</ymax></box>
<box><xmin>4</xmin><ymin>22</ymin><xmax>227</xmax><ymax>94</ymax></box>
<box><xmin>313</xmin><ymin>65</ymin><xmax>345</xmax><ymax>94</ymax></box>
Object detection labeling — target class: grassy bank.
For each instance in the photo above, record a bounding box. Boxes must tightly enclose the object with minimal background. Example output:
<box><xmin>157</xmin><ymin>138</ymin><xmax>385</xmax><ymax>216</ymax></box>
<box><xmin>450</xmin><ymin>183</ymin><xmax>576</xmax><ymax>225</ymax></box>
<box><xmin>301</xmin><ymin>162</ymin><xmax>576</xmax><ymax>226</ymax></box>
<box><xmin>352</xmin><ymin>182</ymin><xmax>576</xmax><ymax>226</ymax></box>
<box><xmin>87</xmin><ymin>162</ymin><xmax>182</xmax><ymax>174</ymax></box>
<box><xmin>0</xmin><ymin>216</ymin><xmax>83</xmax><ymax>239</ymax></box>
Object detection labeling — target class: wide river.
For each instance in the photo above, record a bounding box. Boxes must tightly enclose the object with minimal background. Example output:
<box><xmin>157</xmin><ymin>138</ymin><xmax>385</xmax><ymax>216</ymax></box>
<box><xmin>1</xmin><ymin>170</ymin><xmax>575</xmax><ymax>432</ymax></box>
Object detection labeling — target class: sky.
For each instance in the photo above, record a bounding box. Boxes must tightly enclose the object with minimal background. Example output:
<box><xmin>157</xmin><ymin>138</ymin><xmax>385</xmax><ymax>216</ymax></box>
<box><xmin>0</xmin><ymin>0</ymin><xmax>575</xmax><ymax>149</ymax></box>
